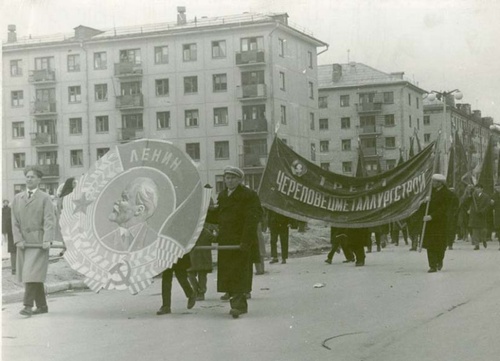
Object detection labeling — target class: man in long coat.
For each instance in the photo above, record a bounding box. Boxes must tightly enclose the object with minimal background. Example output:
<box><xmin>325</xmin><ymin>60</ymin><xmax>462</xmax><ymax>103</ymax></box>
<box><xmin>207</xmin><ymin>166</ymin><xmax>262</xmax><ymax>318</ymax></box>
<box><xmin>490</xmin><ymin>183</ymin><xmax>500</xmax><ymax>250</ymax></box>
<box><xmin>11</xmin><ymin>166</ymin><xmax>55</xmax><ymax>316</ymax></box>
<box><xmin>468</xmin><ymin>183</ymin><xmax>491</xmax><ymax>250</ymax></box>
<box><xmin>422</xmin><ymin>174</ymin><xmax>454</xmax><ymax>272</ymax></box>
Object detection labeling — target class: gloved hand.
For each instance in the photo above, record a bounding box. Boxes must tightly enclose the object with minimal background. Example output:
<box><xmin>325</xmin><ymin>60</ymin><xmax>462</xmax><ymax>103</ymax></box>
<box><xmin>16</xmin><ymin>241</ymin><xmax>25</xmax><ymax>249</ymax></box>
<box><xmin>423</xmin><ymin>215</ymin><xmax>432</xmax><ymax>222</ymax></box>
<box><xmin>42</xmin><ymin>241</ymin><xmax>51</xmax><ymax>250</ymax></box>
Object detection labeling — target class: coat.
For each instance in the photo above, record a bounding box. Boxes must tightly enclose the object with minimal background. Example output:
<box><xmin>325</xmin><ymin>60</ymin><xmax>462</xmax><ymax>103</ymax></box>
<box><xmin>467</xmin><ymin>191</ymin><xmax>491</xmax><ymax>229</ymax></box>
<box><xmin>3</xmin><ymin>205</ymin><xmax>15</xmax><ymax>253</ymax></box>
<box><xmin>490</xmin><ymin>191</ymin><xmax>500</xmax><ymax>230</ymax></box>
<box><xmin>422</xmin><ymin>185</ymin><xmax>454</xmax><ymax>250</ymax></box>
<box><xmin>206</xmin><ymin>184</ymin><xmax>262</xmax><ymax>293</ymax></box>
<box><xmin>11</xmin><ymin>189</ymin><xmax>56</xmax><ymax>283</ymax></box>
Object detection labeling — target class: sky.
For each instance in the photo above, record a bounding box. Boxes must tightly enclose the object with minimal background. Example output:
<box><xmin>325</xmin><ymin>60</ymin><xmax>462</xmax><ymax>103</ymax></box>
<box><xmin>2</xmin><ymin>0</ymin><xmax>499</xmax><ymax>122</ymax></box>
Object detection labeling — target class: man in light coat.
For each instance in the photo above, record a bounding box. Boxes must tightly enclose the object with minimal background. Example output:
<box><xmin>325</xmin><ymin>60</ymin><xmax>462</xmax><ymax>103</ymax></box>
<box><xmin>12</xmin><ymin>166</ymin><xmax>55</xmax><ymax>317</ymax></box>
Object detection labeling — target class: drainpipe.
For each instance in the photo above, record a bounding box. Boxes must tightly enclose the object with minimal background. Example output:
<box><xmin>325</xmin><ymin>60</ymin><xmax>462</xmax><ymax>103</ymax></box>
<box><xmin>317</xmin><ymin>44</ymin><xmax>329</xmax><ymax>56</ymax></box>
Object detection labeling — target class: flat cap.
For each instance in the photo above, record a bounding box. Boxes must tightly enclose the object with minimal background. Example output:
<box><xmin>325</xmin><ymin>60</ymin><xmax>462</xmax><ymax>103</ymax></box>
<box><xmin>431</xmin><ymin>173</ymin><xmax>446</xmax><ymax>182</ymax></box>
<box><xmin>224</xmin><ymin>166</ymin><xmax>244</xmax><ymax>178</ymax></box>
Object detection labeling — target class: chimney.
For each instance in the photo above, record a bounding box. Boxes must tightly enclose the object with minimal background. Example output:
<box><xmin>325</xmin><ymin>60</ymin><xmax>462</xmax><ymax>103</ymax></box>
<box><xmin>7</xmin><ymin>24</ymin><xmax>16</xmax><ymax>43</ymax></box>
<box><xmin>332</xmin><ymin>63</ymin><xmax>342</xmax><ymax>82</ymax></box>
<box><xmin>177</xmin><ymin>6</ymin><xmax>187</xmax><ymax>25</ymax></box>
<box><xmin>390</xmin><ymin>72</ymin><xmax>404</xmax><ymax>79</ymax></box>
<box><xmin>473</xmin><ymin>110</ymin><xmax>482</xmax><ymax>120</ymax></box>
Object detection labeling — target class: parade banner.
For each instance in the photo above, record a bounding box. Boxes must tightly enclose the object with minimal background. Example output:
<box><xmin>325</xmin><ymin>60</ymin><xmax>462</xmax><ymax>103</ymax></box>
<box><xmin>259</xmin><ymin>137</ymin><xmax>436</xmax><ymax>228</ymax></box>
<box><xmin>60</xmin><ymin>140</ymin><xmax>210</xmax><ymax>294</ymax></box>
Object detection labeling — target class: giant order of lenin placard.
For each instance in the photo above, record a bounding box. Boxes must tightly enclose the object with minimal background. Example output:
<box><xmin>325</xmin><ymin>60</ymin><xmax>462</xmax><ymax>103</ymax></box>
<box><xmin>60</xmin><ymin>140</ymin><xmax>210</xmax><ymax>294</ymax></box>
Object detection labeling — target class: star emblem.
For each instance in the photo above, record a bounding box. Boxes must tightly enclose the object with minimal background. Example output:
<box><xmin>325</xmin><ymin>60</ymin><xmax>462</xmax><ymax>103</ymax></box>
<box><xmin>72</xmin><ymin>193</ymin><xmax>93</xmax><ymax>215</ymax></box>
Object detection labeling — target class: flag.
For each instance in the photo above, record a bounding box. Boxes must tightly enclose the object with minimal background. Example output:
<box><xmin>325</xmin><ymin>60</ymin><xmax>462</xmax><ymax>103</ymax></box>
<box><xmin>414</xmin><ymin>129</ymin><xmax>422</xmax><ymax>153</ymax></box>
<box><xmin>356</xmin><ymin>140</ymin><xmax>368</xmax><ymax>177</ymax></box>
<box><xmin>446</xmin><ymin>130</ymin><xmax>469</xmax><ymax>198</ymax></box>
<box><xmin>478</xmin><ymin>135</ymin><xmax>495</xmax><ymax>196</ymax></box>
<box><xmin>397</xmin><ymin>148</ymin><xmax>405</xmax><ymax>166</ymax></box>
<box><xmin>409</xmin><ymin>137</ymin><xmax>415</xmax><ymax>158</ymax></box>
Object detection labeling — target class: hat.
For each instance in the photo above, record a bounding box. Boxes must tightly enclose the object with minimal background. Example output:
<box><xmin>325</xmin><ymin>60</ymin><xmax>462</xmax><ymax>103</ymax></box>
<box><xmin>431</xmin><ymin>174</ymin><xmax>446</xmax><ymax>182</ymax></box>
<box><xmin>224</xmin><ymin>166</ymin><xmax>244</xmax><ymax>178</ymax></box>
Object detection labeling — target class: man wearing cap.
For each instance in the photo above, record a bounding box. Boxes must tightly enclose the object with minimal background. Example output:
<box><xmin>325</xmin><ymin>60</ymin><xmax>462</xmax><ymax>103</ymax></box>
<box><xmin>11</xmin><ymin>166</ymin><xmax>56</xmax><ymax>316</ymax></box>
<box><xmin>468</xmin><ymin>183</ymin><xmax>491</xmax><ymax>250</ymax></box>
<box><xmin>422</xmin><ymin>174</ymin><xmax>454</xmax><ymax>272</ymax></box>
<box><xmin>206</xmin><ymin>166</ymin><xmax>263</xmax><ymax>318</ymax></box>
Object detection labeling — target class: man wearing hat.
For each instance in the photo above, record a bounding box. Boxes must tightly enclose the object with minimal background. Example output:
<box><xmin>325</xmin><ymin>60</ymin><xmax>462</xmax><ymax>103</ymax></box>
<box><xmin>468</xmin><ymin>183</ymin><xmax>491</xmax><ymax>250</ymax></box>
<box><xmin>422</xmin><ymin>174</ymin><xmax>454</xmax><ymax>272</ymax></box>
<box><xmin>206</xmin><ymin>166</ymin><xmax>263</xmax><ymax>318</ymax></box>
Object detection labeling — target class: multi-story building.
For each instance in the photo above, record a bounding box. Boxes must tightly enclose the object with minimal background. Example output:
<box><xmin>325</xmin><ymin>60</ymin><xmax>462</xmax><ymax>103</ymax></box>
<box><xmin>2</xmin><ymin>9</ymin><xmax>328</xmax><ymax>200</ymax></box>
<box><xmin>317</xmin><ymin>62</ymin><xmax>426</xmax><ymax>176</ymax></box>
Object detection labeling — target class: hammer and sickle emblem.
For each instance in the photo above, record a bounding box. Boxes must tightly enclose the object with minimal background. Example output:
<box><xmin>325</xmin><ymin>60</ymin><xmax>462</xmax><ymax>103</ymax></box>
<box><xmin>107</xmin><ymin>261</ymin><xmax>132</xmax><ymax>290</ymax></box>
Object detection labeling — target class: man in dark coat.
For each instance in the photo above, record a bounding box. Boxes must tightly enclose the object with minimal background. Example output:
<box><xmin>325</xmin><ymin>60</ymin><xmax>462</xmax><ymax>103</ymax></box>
<box><xmin>467</xmin><ymin>183</ymin><xmax>491</xmax><ymax>250</ymax></box>
<box><xmin>3</xmin><ymin>199</ymin><xmax>16</xmax><ymax>274</ymax></box>
<box><xmin>267</xmin><ymin>209</ymin><xmax>291</xmax><ymax>264</ymax></box>
<box><xmin>422</xmin><ymin>174</ymin><xmax>454</xmax><ymax>272</ymax></box>
<box><xmin>207</xmin><ymin>166</ymin><xmax>262</xmax><ymax>318</ymax></box>
<box><xmin>490</xmin><ymin>183</ymin><xmax>500</xmax><ymax>250</ymax></box>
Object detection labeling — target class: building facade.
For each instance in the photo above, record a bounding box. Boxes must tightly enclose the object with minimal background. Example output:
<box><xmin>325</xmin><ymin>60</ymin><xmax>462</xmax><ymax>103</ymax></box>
<box><xmin>2</xmin><ymin>10</ymin><xmax>327</xmax><ymax>200</ymax></box>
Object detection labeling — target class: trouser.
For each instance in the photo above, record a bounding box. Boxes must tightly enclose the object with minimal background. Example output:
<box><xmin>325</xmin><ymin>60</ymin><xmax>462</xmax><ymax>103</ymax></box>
<box><xmin>270</xmin><ymin>226</ymin><xmax>289</xmax><ymax>260</ymax></box>
<box><xmin>10</xmin><ymin>249</ymin><xmax>17</xmax><ymax>272</ymax></box>
<box><xmin>427</xmin><ymin>247</ymin><xmax>446</xmax><ymax>269</ymax></box>
<box><xmin>351</xmin><ymin>241</ymin><xmax>366</xmax><ymax>263</ymax></box>
<box><xmin>471</xmin><ymin>228</ymin><xmax>486</xmax><ymax>247</ymax></box>
<box><xmin>161</xmin><ymin>268</ymin><xmax>194</xmax><ymax>309</ymax></box>
<box><xmin>23</xmin><ymin>282</ymin><xmax>46</xmax><ymax>308</ymax></box>
<box><xmin>188</xmin><ymin>271</ymin><xmax>208</xmax><ymax>296</ymax></box>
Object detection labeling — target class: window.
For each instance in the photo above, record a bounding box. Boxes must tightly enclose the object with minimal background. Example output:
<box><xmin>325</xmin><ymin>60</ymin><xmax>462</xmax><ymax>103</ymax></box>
<box><xmin>383</xmin><ymin>92</ymin><xmax>394</xmax><ymax>103</ymax></box>
<box><xmin>12</xmin><ymin>122</ymin><xmax>25</xmax><ymax>138</ymax></box>
<box><xmin>342</xmin><ymin>162</ymin><xmax>352</xmax><ymax>173</ymax></box>
<box><xmin>38</xmin><ymin>151</ymin><xmax>57</xmax><ymax>165</ymax></box>
<box><xmin>157</xmin><ymin>112</ymin><xmax>170</xmax><ymax>129</ymax></box>
<box><xmin>408</xmin><ymin>93</ymin><xmax>411</xmax><ymax>106</ymax></box>
<box><xmin>384</xmin><ymin>114</ymin><xmax>395</xmax><ymax>126</ymax></box>
<box><xmin>121</xmin><ymin>81</ymin><xmax>141</xmax><ymax>95</ymax></box>
<box><xmin>424</xmin><ymin>115</ymin><xmax>430</xmax><ymax>125</ymax></box>
<box><xmin>69</xmin><ymin>118</ymin><xmax>82</xmax><ymax>135</ymax></box>
<box><xmin>11</xmin><ymin>91</ymin><xmax>23</xmax><ymax>107</ymax></box>
<box><xmin>155</xmin><ymin>79</ymin><xmax>169</xmax><ymax>96</ymax></box>
<box><xmin>311</xmin><ymin>143</ymin><xmax>316</xmax><ymax>161</ymax></box>
<box><xmin>94</xmin><ymin>52</ymin><xmax>107</xmax><ymax>70</ymax></box>
<box><xmin>214</xmin><ymin>107</ymin><xmax>228</xmax><ymax>126</ymax></box>
<box><xmin>154</xmin><ymin>46</ymin><xmax>169</xmax><ymax>64</ymax></box>
<box><xmin>319</xmin><ymin>96</ymin><xmax>328</xmax><ymax>108</ymax></box>
<box><xmin>35</xmin><ymin>56</ymin><xmax>55</xmax><ymax>70</ymax></box>
<box><xmin>13</xmin><ymin>153</ymin><xmax>25</xmax><ymax>169</ymax></box>
<box><xmin>341</xmin><ymin>117</ymin><xmax>351</xmax><ymax>129</ymax></box>
<box><xmin>409</xmin><ymin>115</ymin><xmax>412</xmax><ymax>128</ymax></box>
<box><xmin>186</xmin><ymin>143</ymin><xmax>200</xmax><ymax>161</ymax></box>
<box><xmin>279</xmin><ymin>72</ymin><xmax>285</xmax><ymax>91</ymax></box>
<box><xmin>212</xmin><ymin>40</ymin><xmax>226</xmax><ymax>58</ymax></box>
<box><xmin>320</xmin><ymin>141</ymin><xmax>329</xmax><ymax>152</ymax></box>
<box><xmin>319</xmin><ymin>118</ymin><xmax>329</xmax><ymax>130</ymax></box>
<box><xmin>424</xmin><ymin>133</ymin><xmax>431</xmax><ymax>143</ymax></box>
<box><xmin>340</xmin><ymin>95</ymin><xmax>350</xmax><ymax>107</ymax></box>
<box><xmin>385</xmin><ymin>137</ymin><xmax>396</xmax><ymax>148</ymax></box>
<box><xmin>14</xmin><ymin>184</ymin><xmax>26</xmax><ymax>194</ymax></box>
<box><xmin>122</xmin><ymin>114</ymin><xmax>143</xmax><ymax>129</ymax></box>
<box><xmin>96</xmin><ymin>116</ymin><xmax>109</xmax><ymax>133</ymax></box>
<box><xmin>320</xmin><ymin>163</ymin><xmax>330</xmax><ymax>171</ymax></box>
<box><xmin>183</xmin><ymin>43</ymin><xmax>197</xmax><ymax>61</ymax></box>
<box><xmin>10</xmin><ymin>59</ymin><xmax>22</xmax><ymax>76</ymax></box>
<box><xmin>417</xmin><ymin>118</ymin><xmax>420</xmax><ymax>130</ymax></box>
<box><xmin>213</xmin><ymin>74</ymin><xmax>227</xmax><ymax>92</ymax></box>
<box><xmin>185</xmin><ymin>109</ymin><xmax>199</xmax><ymax>127</ymax></box>
<box><xmin>386</xmin><ymin>159</ymin><xmax>397</xmax><ymax>170</ymax></box>
<box><xmin>308</xmin><ymin>51</ymin><xmax>313</xmax><ymax>69</ymax></box>
<box><xmin>94</xmin><ymin>84</ymin><xmax>108</xmax><ymax>101</ymax></box>
<box><xmin>310</xmin><ymin>113</ymin><xmax>315</xmax><ymax>130</ymax></box>
<box><xmin>308</xmin><ymin>82</ymin><xmax>314</xmax><ymax>99</ymax></box>
<box><xmin>97</xmin><ymin>148</ymin><xmax>110</xmax><ymax>160</ymax></box>
<box><xmin>242</xmin><ymin>104</ymin><xmax>266</xmax><ymax>120</ymax></box>
<box><xmin>241</xmin><ymin>36</ymin><xmax>264</xmax><ymax>51</ymax></box>
<box><xmin>184</xmin><ymin>76</ymin><xmax>198</xmax><ymax>94</ymax></box>
<box><xmin>278</xmin><ymin>38</ymin><xmax>285</xmax><ymax>57</ymax></box>
<box><xmin>280</xmin><ymin>105</ymin><xmax>287</xmax><ymax>124</ymax></box>
<box><xmin>68</xmin><ymin>86</ymin><xmax>81</xmax><ymax>103</ymax></box>
<box><xmin>215</xmin><ymin>141</ymin><xmax>230</xmax><ymax>160</ymax></box>
<box><xmin>342</xmin><ymin>139</ymin><xmax>351</xmax><ymax>151</ymax></box>
<box><xmin>67</xmin><ymin>54</ymin><xmax>80</xmax><ymax>72</ymax></box>
<box><xmin>70</xmin><ymin>150</ymin><xmax>84</xmax><ymax>167</ymax></box>
<box><xmin>416</xmin><ymin>97</ymin><xmax>420</xmax><ymax>109</ymax></box>
<box><xmin>120</xmin><ymin>49</ymin><xmax>141</xmax><ymax>64</ymax></box>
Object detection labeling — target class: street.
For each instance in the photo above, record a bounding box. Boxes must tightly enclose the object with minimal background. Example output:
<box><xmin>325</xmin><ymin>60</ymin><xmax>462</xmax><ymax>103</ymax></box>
<box><xmin>2</xmin><ymin>240</ymin><xmax>500</xmax><ymax>361</ymax></box>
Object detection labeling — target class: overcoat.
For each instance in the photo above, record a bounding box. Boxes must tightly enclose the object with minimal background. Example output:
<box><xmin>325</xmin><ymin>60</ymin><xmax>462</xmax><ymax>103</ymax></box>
<box><xmin>422</xmin><ymin>185</ymin><xmax>453</xmax><ymax>250</ymax></box>
<box><xmin>11</xmin><ymin>189</ymin><xmax>55</xmax><ymax>283</ymax></box>
<box><xmin>2</xmin><ymin>205</ymin><xmax>15</xmax><ymax>253</ymax></box>
<box><xmin>490</xmin><ymin>191</ymin><xmax>500</xmax><ymax>229</ymax></box>
<box><xmin>206</xmin><ymin>184</ymin><xmax>262</xmax><ymax>294</ymax></box>
<box><xmin>468</xmin><ymin>191</ymin><xmax>491</xmax><ymax>229</ymax></box>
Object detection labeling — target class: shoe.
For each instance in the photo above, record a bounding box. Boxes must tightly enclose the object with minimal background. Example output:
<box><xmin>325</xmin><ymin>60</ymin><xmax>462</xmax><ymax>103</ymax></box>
<box><xmin>342</xmin><ymin>259</ymin><xmax>354</xmax><ymax>263</ymax></box>
<box><xmin>187</xmin><ymin>293</ymin><xmax>197</xmax><ymax>309</ymax></box>
<box><xmin>255</xmin><ymin>271</ymin><xmax>265</xmax><ymax>275</ymax></box>
<box><xmin>437</xmin><ymin>263</ymin><xmax>443</xmax><ymax>271</ymax></box>
<box><xmin>20</xmin><ymin>307</ymin><xmax>32</xmax><ymax>317</ymax></box>
<box><xmin>377</xmin><ymin>245</ymin><xmax>381</xmax><ymax>252</ymax></box>
<box><xmin>245</xmin><ymin>293</ymin><xmax>251</xmax><ymax>299</ymax></box>
<box><xmin>355</xmin><ymin>261</ymin><xmax>365</xmax><ymax>267</ymax></box>
<box><xmin>196</xmin><ymin>294</ymin><xmax>205</xmax><ymax>301</ymax></box>
<box><xmin>220</xmin><ymin>293</ymin><xmax>230</xmax><ymax>301</ymax></box>
<box><xmin>324</xmin><ymin>259</ymin><xmax>332</xmax><ymax>264</ymax></box>
<box><xmin>366</xmin><ymin>248</ymin><xmax>372</xmax><ymax>253</ymax></box>
<box><xmin>483</xmin><ymin>241</ymin><xmax>487</xmax><ymax>248</ymax></box>
<box><xmin>156</xmin><ymin>306</ymin><xmax>171</xmax><ymax>315</ymax></box>
<box><xmin>229</xmin><ymin>308</ymin><xmax>247</xmax><ymax>319</ymax></box>
<box><xmin>474</xmin><ymin>246</ymin><xmax>480</xmax><ymax>250</ymax></box>
<box><xmin>281</xmin><ymin>259</ymin><xmax>286</xmax><ymax>264</ymax></box>
<box><xmin>270</xmin><ymin>258</ymin><xmax>279</xmax><ymax>264</ymax></box>
<box><xmin>33</xmin><ymin>306</ymin><xmax>48</xmax><ymax>315</ymax></box>
<box><xmin>428</xmin><ymin>268</ymin><xmax>437</xmax><ymax>273</ymax></box>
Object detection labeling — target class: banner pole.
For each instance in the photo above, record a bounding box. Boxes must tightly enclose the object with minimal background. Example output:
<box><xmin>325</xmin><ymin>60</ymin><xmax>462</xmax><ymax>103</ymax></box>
<box><xmin>419</xmin><ymin>131</ymin><xmax>442</xmax><ymax>252</ymax></box>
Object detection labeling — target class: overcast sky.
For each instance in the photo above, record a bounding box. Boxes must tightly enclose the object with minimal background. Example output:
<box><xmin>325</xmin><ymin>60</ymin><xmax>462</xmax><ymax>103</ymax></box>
<box><xmin>2</xmin><ymin>0</ymin><xmax>499</xmax><ymax>122</ymax></box>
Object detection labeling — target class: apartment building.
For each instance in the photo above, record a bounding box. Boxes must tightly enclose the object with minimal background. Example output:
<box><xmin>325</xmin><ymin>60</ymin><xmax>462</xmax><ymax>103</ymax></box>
<box><xmin>318</xmin><ymin>62</ymin><xmax>426</xmax><ymax>176</ymax></box>
<box><xmin>2</xmin><ymin>9</ymin><xmax>328</xmax><ymax>200</ymax></box>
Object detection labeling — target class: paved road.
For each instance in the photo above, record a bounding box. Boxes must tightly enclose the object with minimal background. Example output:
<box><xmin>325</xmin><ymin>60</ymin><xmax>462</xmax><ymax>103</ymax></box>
<box><xmin>3</xmin><ymin>240</ymin><xmax>500</xmax><ymax>361</ymax></box>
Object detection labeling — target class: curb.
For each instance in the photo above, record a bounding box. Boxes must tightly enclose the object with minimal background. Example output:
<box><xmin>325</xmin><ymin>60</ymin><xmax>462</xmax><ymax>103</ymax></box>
<box><xmin>2</xmin><ymin>280</ymin><xmax>88</xmax><ymax>305</ymax></box>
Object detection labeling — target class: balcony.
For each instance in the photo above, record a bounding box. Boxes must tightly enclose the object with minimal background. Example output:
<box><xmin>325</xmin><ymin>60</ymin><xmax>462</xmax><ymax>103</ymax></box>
<box><xmin>29</xmin><ymin>69</ymin><xmax>56</xmax><ymax>84</ymax></box>
<box><xmin>239</xmin><ymin>153</ymin><xmax>267</xmax><ymax>168</ymax></box>
<box><xmin>237</xmin><ymin>84</ymin><xmax>267</xmax><ymax>101</ymax></box>
<box><xmin>356</xmin><ymin>103</ymin><xmax>382</xmax><ymax>113</ymax></box>
<box><xmin>238</xmin><ymin>118</ymin><xmax>268</xmax><ymax>134</ymax></box>
<box><xmin>31</xmin><ymin>101</ymin><xmax>57</xmax><ymax>116</ymax></box>
<box><xmin>358</xmin><ymin>125</ymin><xmax>381</xmax><ymax>135</ymax></box>
<box><xmin>362</xmin><ymin>147</ymin><xmax>379</xmax><ymax>157</ymax></box>
<box><xmin>114</xmin><ymin>62</ymin><xmax>143</xmax><ymax>77</ymax></box>
<box><xmin>38</xmin><ymin>164</ymin><xmax>59</xmax><ymax>177</ymax></box>
<box><xmin>118</xmin><ymin>128</ymin><xmax>145</xmax><ymax>142</ymax></box>
<box><xmin>116</xmin><ymin>94</ymin><xmax>144</xmax><ymax>110</ymax></box>
<box><xmin>31</xmin><ymin>132</ymin><xmax>58</xmax><ymax>147</ymax></box>
<box><xmin>235</xmin><ymin>50</ymin><xmax>265</xmax><ymax>66</ymax></box>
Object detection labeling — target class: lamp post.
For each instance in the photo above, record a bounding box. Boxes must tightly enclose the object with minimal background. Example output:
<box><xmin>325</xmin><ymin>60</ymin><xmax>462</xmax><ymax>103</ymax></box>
<box><xmin>426</xmin><ymin>89</ymin><xmax>463</xmax><ymax>180</ymax></box>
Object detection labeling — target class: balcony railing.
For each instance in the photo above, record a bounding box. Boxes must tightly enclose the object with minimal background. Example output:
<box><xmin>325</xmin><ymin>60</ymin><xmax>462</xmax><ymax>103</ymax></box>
<box><xmin>114</xmin><ymin>62</ymin><xmax>143</xmax><ymax>77</ymax></box>
<box><xmin>356</xmin><ymin>103</ymin><xmax>382</xmax><ymax>113</ymax></box>
<box><xmin>31</xmin><ymin>101</ymin><xmax>57</xmax><ymax>115</ymax></box>
<box><xmin>235</xmin><ymin>50</ymin><xmax>265</xmax><ymax>65</ymax></box>
<box><xmin>362</xmin><ymin>147</ymin><xmax>378</xmax><ymax>157</ymax></box>
<box><xmin>239</xmin><ymin>153</ymin><xmax>267</xmax><ymax>168</ymax></box>
<box><xmin>37</xmin><ymin>164</ymin><xmax>59</xmax><ymax>177</ymax></box>
<box><xmin>116</xmin><ymin>94</ymin><xmax>144</xmax><ymax>109</ymax></box>
<box><xmin>31</xmin><ymin>132</ymin><xmax>58</xmax><ymax>146</ymax></box>
<box><xmin>358</xmin><ymin>125</ymin><xmax>381</xmax><ymax>135</ymax></box>
<box><xmin>29</xmin><ymin>69</ymin><xmax>56</xmax><ymax>83</ymax></box>
<box><xmin>238</xmin><ymin>118</ymin><xmax>268</xmax><ymax>133</ymax></box>
<box><xmin>117</xmin><ymin>128</ymin><xmax>145</xmax><ymax>142</ymax></box>
<box><xmin>237</xmin><ymin>84</ymin><xmax>267</xmax><ymax>100</ymax></box>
